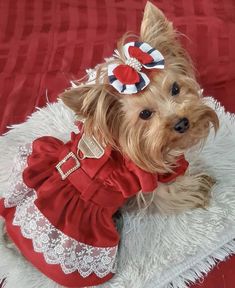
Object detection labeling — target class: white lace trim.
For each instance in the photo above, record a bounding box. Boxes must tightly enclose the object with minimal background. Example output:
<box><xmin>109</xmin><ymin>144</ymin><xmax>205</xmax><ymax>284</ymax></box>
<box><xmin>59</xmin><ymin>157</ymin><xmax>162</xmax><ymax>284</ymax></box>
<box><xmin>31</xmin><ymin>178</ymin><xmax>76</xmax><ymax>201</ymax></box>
<box><xmin>4</xmin><ymin>144</ymin><xmax>32</xmax><ymax>208</ymax></box>
<box><xmin>4</xmin><ymin>144</ymin><xmax>118</xmax><ymax>278</ymax></box>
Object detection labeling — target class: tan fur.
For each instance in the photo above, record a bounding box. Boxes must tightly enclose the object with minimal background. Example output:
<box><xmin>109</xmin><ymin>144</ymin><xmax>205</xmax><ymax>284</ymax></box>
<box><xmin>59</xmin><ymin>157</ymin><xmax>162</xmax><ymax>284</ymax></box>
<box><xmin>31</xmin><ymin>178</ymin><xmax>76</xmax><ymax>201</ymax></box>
<box><xmin>60</xmin><ymin>2</ymin><xmax>219</xmax><ymax>214</ymax></box>
<box><xmin>135</xmin><ymin>174</ymin><xmax>215</xmax><ymax>214</ymax></box>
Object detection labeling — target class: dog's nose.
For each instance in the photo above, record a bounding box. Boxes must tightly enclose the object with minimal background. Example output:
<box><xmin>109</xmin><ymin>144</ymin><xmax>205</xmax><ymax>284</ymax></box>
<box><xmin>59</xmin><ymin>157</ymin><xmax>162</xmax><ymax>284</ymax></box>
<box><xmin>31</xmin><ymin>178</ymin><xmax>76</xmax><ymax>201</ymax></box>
<box><xmin>174</xmin><ymin>117</ymin><xmax>189</xmax><ymax>133</ymax></box>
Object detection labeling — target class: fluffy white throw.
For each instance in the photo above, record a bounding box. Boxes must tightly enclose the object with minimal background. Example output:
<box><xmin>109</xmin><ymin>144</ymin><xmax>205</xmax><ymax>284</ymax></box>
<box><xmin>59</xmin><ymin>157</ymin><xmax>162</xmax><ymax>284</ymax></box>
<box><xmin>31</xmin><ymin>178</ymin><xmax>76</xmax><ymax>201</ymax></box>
<box><xmin>0</xmin><ymin>98</ymin><xmax>235</xmax><ymax>288</ymax></box>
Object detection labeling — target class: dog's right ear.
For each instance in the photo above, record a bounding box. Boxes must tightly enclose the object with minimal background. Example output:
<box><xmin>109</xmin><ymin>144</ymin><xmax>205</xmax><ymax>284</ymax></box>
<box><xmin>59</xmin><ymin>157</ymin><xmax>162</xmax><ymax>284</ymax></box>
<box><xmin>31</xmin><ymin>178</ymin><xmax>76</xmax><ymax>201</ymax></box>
<box><xmin>60</xmin><ymin>85</ymin><xmax>103</xmax><ymax>117</ymax></box>
<box><xmin>60</xmin><ymin>84</ymin><xmax>122</xmax><ymax>146</ymax></box>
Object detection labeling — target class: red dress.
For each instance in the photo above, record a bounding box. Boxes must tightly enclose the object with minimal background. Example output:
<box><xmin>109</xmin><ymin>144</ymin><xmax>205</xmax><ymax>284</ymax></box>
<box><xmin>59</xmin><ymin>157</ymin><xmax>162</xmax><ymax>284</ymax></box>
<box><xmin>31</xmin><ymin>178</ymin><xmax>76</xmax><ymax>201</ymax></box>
<box><xmin>0</xmin><ymin>129</ymin><xmax>188</xmax><ymax>287</ymax></box>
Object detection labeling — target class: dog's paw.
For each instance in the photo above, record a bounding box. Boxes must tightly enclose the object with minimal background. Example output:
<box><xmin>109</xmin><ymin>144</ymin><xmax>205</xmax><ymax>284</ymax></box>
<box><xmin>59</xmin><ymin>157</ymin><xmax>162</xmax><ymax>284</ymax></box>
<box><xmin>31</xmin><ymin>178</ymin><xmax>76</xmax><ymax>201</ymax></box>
<box><xmin>193</xmin><ymin>174</ymin><xmax>216</xmax><ymax>208</ymax></box>
<box><xmin>152</xmin><ymin>174</ymin><xmax>216</xmax><ymax>214</ymax></box>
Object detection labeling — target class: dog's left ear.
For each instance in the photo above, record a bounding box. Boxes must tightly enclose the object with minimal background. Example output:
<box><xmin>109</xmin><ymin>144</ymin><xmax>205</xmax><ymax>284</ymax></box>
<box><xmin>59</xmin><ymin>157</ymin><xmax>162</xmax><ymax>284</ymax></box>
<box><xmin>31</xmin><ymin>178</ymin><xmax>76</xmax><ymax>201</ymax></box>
<box><xmin>140</xmin><ymin>1</ymin><xmax>174</xmax><ymax>49</ymax></box>
<box><xmin>140</xmin><ymin>2</ymin><xmax>193</xmax><ymax>75</ymax></box>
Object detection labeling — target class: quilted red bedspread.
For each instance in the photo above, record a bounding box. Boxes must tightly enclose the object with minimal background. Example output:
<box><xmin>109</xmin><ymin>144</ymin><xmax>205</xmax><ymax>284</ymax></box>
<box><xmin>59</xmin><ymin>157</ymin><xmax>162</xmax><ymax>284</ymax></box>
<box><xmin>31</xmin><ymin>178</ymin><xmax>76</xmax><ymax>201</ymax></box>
<box><xmin>0</xmin><ymin>0</ymin><xmax>235</xmax><ymax>287</ymax></box>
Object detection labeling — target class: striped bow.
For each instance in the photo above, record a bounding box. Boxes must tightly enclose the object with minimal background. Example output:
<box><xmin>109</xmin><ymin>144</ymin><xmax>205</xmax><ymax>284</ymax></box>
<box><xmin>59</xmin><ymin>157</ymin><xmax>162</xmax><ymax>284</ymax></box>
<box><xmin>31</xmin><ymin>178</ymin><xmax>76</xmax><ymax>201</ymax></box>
<box><xmin>108</xmin><ymin>42</ymin><xmax>165</xmax><ymax>95</ymax></box>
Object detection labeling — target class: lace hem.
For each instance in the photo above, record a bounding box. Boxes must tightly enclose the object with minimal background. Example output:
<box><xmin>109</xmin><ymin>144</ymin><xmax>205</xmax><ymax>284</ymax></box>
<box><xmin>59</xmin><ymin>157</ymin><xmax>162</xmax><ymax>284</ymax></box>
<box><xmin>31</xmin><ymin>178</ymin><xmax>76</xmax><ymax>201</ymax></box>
<box><xmin>13</xmin><ymin>192</ymin><xmax>117</xmax><ymax>277</ymax></box>
<box><xmin>4</xmin><ymin>144</ymin><xmax>118</xmax><ymax>278</ymax></box>
<box><xmin>4</xmin><ymin>144</ymin><xmax>32</xmax><ymax>208</ymax></box>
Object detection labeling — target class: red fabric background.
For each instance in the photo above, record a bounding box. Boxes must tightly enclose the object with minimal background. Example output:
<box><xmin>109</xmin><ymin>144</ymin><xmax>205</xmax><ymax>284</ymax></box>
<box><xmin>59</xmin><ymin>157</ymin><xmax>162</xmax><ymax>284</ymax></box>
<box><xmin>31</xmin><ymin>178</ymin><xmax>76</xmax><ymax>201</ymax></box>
<box><xmin>0</xmin><ymin>0</ymin><xmax>235</xmax><ymax>287</ymax></box>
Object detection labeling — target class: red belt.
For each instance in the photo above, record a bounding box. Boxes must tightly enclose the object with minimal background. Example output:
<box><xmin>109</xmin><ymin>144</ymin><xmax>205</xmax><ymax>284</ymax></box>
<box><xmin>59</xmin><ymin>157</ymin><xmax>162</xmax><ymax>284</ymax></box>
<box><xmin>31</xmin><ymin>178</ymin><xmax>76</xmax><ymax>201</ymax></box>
<box><xmin>55</xmin><ymin>147</ymin><xmax>116</xmax><ymax>206</ymax></box>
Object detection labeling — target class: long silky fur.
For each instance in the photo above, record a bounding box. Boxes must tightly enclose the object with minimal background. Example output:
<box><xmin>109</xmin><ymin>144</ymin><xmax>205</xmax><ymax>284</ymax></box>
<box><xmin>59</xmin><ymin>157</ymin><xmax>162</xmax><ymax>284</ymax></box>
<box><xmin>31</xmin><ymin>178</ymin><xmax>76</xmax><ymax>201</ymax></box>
<box><xmin>60</xmin><ymin>2</ymin><xmax>219</xmax><ymax>212</ymax></box>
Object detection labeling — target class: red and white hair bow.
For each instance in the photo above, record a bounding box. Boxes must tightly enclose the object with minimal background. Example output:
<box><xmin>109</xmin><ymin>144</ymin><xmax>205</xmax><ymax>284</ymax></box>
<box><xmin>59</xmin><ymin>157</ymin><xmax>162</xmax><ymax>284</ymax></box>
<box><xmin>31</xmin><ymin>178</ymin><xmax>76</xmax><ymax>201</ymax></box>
<box><xmin>108</xmin><ymin>41</ymin><xmax>165</xmax><ymax>94</ymax></box>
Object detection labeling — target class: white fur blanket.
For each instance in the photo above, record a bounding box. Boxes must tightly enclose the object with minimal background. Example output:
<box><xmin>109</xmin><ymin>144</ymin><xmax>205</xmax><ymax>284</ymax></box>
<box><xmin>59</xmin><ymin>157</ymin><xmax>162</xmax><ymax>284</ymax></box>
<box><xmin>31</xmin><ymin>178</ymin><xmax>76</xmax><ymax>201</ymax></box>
<box><xmin>0</xmin><ymin>98</ymin><xmax>235</xmax><ymax>288</ymax></box>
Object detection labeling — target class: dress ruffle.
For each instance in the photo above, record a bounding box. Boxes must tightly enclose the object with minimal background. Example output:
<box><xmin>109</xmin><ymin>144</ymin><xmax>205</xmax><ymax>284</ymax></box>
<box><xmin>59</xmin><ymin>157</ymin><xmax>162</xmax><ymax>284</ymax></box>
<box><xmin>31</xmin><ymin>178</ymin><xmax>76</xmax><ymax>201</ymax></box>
<box><xmin>1</xmin><ymin>139</ymin><xmax>118</xmax><ymax>287</ymax></box>
<box><xmin>22</xmin><ymin>136</ymin><xmax>120</xmax><ymax>247</ymax></box>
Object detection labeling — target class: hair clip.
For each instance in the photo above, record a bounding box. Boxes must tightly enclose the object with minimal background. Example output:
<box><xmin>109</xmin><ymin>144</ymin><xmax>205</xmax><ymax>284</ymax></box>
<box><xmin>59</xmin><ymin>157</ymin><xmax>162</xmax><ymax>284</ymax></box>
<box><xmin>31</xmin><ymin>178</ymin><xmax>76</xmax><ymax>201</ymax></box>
<box><xmin>108</xmin><ymin>41</ymin><xmax>164</xmax><ymax>94</ymax></box>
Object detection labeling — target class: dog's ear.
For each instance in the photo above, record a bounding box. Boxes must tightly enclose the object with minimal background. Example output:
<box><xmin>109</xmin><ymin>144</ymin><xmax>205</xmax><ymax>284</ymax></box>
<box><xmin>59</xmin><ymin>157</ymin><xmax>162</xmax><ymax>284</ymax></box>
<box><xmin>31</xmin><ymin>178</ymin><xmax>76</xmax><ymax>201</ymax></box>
<box><xmin>140</xmin><ymin>2</ymin><xmax>175</xmax><ymax>51</ymax></box>
<box><xmin>140</xmin><ymin>2</ymin><xmax>193</xmax><ymax>76</ymax></box>
<box><xmin>60</xmin><ymin>85</ymin><xmax>101</xmax><ymax>117</ymax></box>
<box><xmin>60</xmin><ymin>85</ymin><xmax>122</xmax><ymax>146</ymax></box>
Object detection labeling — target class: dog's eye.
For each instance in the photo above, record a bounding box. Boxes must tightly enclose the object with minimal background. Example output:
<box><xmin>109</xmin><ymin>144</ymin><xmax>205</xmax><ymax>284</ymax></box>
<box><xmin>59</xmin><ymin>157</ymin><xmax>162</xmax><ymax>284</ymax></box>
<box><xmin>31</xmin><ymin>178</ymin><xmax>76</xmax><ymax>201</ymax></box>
<box><xmin>139</xmin><ymin>109</ymin><xmax>153</xmax><ymax>120</ymax></box>
<box><xmin>171</xmin><ymin>82</ymin><xmax>180</xmax><ymax>96</ymax></box>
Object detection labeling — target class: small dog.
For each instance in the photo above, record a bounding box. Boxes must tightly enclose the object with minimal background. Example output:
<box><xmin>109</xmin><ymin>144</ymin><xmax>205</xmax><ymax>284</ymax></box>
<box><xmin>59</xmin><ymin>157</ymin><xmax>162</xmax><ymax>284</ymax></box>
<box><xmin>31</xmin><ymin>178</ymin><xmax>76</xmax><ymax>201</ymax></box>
<box><xmin>61</xmin><ymin>2</ymin><xmax>219</xmax><ymax>214</ymax></box>
<box><xmin>0</xmin><ymin>2</ymin><xmax>219</xmax><ymax>287</ymax></box>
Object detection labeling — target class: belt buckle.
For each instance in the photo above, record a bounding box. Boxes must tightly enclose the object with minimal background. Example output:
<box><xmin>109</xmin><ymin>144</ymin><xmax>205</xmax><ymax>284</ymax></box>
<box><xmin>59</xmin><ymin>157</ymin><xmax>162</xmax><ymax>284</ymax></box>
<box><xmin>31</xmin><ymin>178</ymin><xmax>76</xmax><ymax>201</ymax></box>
<box><xmin>56</xmin><ymin>152</ymin><xmax>80</xmax><ymax>180</ymax></box>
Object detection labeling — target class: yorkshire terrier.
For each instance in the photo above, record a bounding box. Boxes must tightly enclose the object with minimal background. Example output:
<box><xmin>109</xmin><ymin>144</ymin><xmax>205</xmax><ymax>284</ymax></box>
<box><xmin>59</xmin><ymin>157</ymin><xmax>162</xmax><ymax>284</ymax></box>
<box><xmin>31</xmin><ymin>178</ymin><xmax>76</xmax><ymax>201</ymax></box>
<box><xmin>0</xmin><ymin>2</ymin><xmax>219</xmax><ymax>287</ymax></box>
<box><xmin>61</xmin><ymin>2</ymin><xmax>219</xmax><ymax>214</ymax></box>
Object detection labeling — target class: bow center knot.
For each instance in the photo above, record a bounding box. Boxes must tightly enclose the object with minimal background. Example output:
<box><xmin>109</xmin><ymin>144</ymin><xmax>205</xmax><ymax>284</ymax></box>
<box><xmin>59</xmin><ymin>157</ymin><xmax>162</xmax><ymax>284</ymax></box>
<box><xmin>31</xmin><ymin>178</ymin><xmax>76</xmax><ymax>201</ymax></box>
<box><xmin>125</xmin><ymin>57</ymin><xmax>142</xmax><ymax>72</ymax></box>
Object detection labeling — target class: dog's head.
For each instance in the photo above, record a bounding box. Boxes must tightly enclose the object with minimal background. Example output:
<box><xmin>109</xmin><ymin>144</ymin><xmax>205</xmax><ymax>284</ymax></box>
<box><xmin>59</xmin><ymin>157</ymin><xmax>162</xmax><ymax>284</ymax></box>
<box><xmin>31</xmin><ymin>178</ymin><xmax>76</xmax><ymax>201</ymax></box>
<box><xmin>61</xmin><ymin>2</ymin><xmax>219</xmax><ymax>173</ymax></box>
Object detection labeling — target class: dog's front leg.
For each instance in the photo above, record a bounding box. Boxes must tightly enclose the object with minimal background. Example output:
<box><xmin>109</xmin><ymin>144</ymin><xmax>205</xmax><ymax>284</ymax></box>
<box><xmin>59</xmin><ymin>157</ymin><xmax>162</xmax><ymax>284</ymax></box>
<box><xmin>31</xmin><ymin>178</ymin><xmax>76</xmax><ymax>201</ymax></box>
<box><xmin>152</xmin><ymin>174</ymin><xmax>215</xmax><ymax>214</ymax></box>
